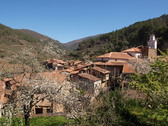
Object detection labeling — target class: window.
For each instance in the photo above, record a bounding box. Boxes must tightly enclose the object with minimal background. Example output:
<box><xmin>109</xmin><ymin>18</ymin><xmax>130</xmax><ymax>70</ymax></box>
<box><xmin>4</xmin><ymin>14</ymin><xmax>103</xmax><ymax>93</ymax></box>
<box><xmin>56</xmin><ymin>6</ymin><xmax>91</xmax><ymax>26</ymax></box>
<box><xmin>35</xmin><ymin>108</ymin><xmax>43</xmax><ymax>114</ymax></box>
<box><xmin>47</xmin><ymin>108</ymin><xmax>52</xmax><ymax>113</ymax></box>
<box><xmin>5</xmin><ymin>81</ymin><xmax>11</xmax><ymax>90</ymax></box>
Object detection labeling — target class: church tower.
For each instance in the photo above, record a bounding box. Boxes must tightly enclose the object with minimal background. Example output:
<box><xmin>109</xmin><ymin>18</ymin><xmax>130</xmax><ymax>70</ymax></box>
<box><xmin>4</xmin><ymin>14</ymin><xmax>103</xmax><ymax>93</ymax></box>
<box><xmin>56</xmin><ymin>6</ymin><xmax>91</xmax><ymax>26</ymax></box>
<box><xmin>148</xmin><ymin>34</ymin><xmax>157</xmax><ymax>49</ymax></box>
<box><xmin>147</xmin><ymin>34</ymin><xmax>157</xmax><ymax>59</ymax></box>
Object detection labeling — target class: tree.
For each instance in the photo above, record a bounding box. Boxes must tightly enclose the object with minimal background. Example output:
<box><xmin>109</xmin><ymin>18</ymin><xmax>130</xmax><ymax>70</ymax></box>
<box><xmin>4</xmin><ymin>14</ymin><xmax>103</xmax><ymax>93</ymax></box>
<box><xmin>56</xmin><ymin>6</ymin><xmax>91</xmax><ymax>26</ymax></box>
<box><xmin>0</xmin><ymin>47</ymin><xmax>80</xmax><ymax>126</ymax></box>
<box><xmin>130</xmin><ymin>51</ymin><xmax>168</xmax><ymax>108</ymax></box>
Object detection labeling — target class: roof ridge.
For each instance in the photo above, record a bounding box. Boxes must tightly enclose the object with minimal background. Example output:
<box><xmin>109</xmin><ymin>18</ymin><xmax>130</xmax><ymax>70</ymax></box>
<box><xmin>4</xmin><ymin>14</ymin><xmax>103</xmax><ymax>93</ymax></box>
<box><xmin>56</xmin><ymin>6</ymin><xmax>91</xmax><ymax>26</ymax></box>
<box><xmin>109</xmin><ymin>52</ymin><xmax>112</xmax><ymax>58</ymax></box>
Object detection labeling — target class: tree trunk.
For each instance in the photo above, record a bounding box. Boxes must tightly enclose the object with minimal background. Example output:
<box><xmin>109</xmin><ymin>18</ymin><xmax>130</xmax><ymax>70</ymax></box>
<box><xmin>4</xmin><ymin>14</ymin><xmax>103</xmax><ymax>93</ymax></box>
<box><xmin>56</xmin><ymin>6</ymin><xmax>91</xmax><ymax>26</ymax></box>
<box><xmin>25</xmin><ymin>113</ymin><xmax>30</xmax><ymax>126</ymax></box>
<box><xmin>24</xmin><ymin>105</ymin><xmax>30</xmax><ymax>126</ymax></box>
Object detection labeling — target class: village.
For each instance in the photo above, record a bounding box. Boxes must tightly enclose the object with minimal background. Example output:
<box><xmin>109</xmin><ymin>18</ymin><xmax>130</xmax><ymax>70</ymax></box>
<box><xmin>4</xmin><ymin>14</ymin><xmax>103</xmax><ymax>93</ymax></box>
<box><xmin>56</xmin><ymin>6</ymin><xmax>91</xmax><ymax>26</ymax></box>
<box><xmin>0</xmin><ymin>34</ymin><xmax>158</xmax><ymax>118</ymax></box>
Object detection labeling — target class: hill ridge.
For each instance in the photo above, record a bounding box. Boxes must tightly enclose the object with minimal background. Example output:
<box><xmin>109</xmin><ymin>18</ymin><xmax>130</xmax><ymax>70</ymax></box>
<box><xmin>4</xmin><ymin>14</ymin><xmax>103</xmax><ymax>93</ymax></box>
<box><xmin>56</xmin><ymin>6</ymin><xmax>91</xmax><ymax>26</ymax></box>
<box><xmin>0</xmin><ymin>24</ymin><xmax>66</xmax><ymax>60</ymax></box>
<box><xmin>70</xmin><ymin>14</ymin><xmax>168</xmax><ymax>60</ymax></box>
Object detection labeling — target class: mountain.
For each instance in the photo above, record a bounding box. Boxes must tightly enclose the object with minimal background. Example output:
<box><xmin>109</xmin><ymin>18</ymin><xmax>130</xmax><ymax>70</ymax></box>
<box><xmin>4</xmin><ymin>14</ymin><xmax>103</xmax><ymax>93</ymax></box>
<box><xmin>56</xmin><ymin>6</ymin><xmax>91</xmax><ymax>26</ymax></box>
<box><xmin>71</xmin><ymin>14</ymin><xmax>168</xmax><ymax>60</ymax></box>
<box><xmin>0</xmin><ymin>24</ymin><xmax>66</xmax><ymax>61</ymax></box>
<box><xmin>17</xmin><ymin>29</ymin><xmax>67</xmax><ymax>50</ymax></box>
<box><xmin>64</xmin><ymin>34</ymin><xmax>103</xmax><ymax>50</ymax></box>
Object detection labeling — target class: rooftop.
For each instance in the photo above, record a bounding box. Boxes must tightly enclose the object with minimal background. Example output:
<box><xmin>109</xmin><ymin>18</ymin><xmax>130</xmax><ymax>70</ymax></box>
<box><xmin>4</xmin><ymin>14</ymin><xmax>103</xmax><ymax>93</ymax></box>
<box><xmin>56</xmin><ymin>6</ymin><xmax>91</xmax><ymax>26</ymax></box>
<box><xmin>75</xmin><ymin>64</ymin><xmax>92</xmax><ymax>70</ymax></box>
<box><xmin>94</xmin><ymin>61</ymin><xmax>127</xmax><ymax>66</ymax></box>
<box><xmin>96</xmin><ymin>52</ymin><xmax>132</xmax><ymax>60</ymax></box>
<box><xmin>92</xmin><ymin>66</ymin><xmax>110</xmax><ymax>74</ymax></box>
<box><xmin>70</xmin><ymin>70</ymin><xmax>79</xmax><ymax>74</ymax></box>
<box><xmin>73</xmin><ymin>60</ymin><xmax>82</xmax><ymax>65</ymax></box>
<box><xmin>46</xmin><ymin>58</ymin><xmax>66</xmax><ymax>64</ymax></box>
<box><xmin>122</xmin><ymin>47</ymin><xmax>142</xmax><ymax>53</ymax></box>
<box><xmin>122</xmin><ymin>64</ymin><xmax>135</xmax><ymax>73</ymax></box>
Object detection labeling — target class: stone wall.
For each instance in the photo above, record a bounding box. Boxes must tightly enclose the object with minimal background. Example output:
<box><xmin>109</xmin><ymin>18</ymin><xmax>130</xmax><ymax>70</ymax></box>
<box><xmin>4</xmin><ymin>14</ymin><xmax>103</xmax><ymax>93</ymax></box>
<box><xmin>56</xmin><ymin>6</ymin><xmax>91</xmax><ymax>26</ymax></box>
<box><xmin>148</xmin><ymin>48</ymin><xmax>157</xmax><ymax>59</ymax></box>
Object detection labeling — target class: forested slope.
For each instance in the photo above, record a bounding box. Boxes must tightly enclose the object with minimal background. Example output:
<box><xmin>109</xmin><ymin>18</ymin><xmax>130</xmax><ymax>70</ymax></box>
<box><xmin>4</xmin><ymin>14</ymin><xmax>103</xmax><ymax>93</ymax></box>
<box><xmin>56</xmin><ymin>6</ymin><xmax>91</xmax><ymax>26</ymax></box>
<box><xmin>72</xmin><ymin>14</ymin><xmax>168</xmax><ymax>60</ymax></box>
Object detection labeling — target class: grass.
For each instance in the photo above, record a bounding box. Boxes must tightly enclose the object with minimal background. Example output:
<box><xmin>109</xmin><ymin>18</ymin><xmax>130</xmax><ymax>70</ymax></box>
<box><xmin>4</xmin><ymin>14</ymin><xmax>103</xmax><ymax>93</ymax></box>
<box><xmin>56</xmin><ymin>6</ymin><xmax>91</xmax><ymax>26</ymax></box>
<box><xmin>0</xmin><ymin>116</ymin><xmax>69</xmax><ymax>126</ymax></box>
<box><xmin>30</xmin><ymin>116</ymin><xmax>68</xmax><ymax>126</ymax></box>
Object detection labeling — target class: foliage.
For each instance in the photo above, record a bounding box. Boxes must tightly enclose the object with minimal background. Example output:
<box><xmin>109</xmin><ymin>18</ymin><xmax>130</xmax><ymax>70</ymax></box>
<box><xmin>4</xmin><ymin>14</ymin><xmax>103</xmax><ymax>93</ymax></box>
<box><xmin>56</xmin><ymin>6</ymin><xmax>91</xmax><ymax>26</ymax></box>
<box><xmin>74</xmin><ymin>90</ymin><xmax>145</xmax><ymax>126</ymax></box>
<box><xmin>130</xmin><ymin>51</ymin><xmax>168</xmax><ymax>109</ymax></box>
<box><xmin>127</xmin><ymin>50</ymin><xmax>168</xmax><ymax>125</ymax></box>
<box><xmin>128</xmin><ymin>107</ymin><xmax>168</xmax><ymax>126</ymax></box>
<box><xmin>73</xmin><ymin>14</ymin><xmax>168</xmax><ymax>60</ymax></box>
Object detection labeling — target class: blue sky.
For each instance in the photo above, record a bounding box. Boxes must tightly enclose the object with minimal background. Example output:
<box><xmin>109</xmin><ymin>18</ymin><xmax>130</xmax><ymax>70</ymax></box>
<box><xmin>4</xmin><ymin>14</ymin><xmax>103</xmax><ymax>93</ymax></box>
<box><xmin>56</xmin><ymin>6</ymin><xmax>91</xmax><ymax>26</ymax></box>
<box><xmin>0</xmin><ymin>0</ymin><xmax>168</xmax><ymax>43</ymax></box>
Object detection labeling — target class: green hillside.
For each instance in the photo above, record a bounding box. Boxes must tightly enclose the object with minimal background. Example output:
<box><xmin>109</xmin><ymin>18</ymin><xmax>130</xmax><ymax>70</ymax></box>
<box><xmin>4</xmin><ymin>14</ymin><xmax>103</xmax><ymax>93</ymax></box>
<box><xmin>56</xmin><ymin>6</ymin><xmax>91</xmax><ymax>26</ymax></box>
<box><xmin>18</xmin><ymin>29</ymin><xmax>67</xmax><ymax>50</ymax></box>
<box><xmin>71</xmin><ymin>14</ymin><xmax>168</xmax><ymax>60</ymax></box>
<box><xmin>0</xmin><ymin>24</ymin><xmax>66</xmax><ymax>60</ymax></box>
<box><xmin>64</xmin><ymin>34</ymin><xmax>103</xmax><ymax>50</ymax></box>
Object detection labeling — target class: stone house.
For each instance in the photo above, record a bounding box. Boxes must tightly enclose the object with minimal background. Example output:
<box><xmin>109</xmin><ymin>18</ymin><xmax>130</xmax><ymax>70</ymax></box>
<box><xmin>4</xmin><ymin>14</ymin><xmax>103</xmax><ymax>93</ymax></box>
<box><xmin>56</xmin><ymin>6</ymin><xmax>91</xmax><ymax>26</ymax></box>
<box><xmin>90</xmin><ymin>66</ymin><xmax>110</xmax><ymax>82</ymax></box>
<box><xmin>44</xmin><ymin>58</ymin><xmax>67</xmax><ymax>70</ymax></box>
<box><xmin>77</xmin><ymin>73</ymin><xmax>102</xmax><ymax>97</ymax></box>
<box><xmin>0</xmin><ymin>72</ymin><xmax>69</xmax><ymax>117</ymax></box>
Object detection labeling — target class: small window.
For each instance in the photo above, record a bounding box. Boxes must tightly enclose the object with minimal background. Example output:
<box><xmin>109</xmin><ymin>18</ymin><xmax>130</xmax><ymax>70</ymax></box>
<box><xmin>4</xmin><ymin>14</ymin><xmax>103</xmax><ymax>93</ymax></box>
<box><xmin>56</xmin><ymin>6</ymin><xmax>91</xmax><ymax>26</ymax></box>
<box><xmin>5</xmin><ymin>81</ymin><xmax>11</xmax><ymax>90</ymax></box>
<box><xmin>47</xmin><ymin>108</ymin><xmax>52</xmax><ymax>113</ymax></box>
<box><xmin>5</xmin><ymin>94</ymin><xmax>10</xmax><ymax>98</ymax></box>
<box><xmin>35</xmin><ymin>108</ymin><xmax>43</xmax><ymax>114</ymax></box>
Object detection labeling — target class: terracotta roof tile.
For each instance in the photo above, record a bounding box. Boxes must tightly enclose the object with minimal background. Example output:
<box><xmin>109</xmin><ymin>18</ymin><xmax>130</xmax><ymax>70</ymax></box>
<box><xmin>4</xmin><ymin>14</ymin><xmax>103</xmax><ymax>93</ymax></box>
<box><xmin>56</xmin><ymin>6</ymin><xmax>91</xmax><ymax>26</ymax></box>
<box><xmin>122</xmin><ymin>47</ymin><xmax>142</xmax><ymax>53</ymax></box>
<box><xmin>47</xmin><ymin>58</ymin><xmax>66</xmax><ymax>64</ymax></box>
<box><xmin>61</xmin><ymin>69</ymin><xmax>73</xmax><ymax>72</ymax></box>
<box><xmin>97</xmin><ymin>52</ymin><xmax>132</xmax><ymax>60</ymax></box>
<box><xmin>78</xmin><ymin>73</ymin><xmax>101</xmax><ymax>82</ymax></box>
<box><xmin>75</xmin><ymin>64</ymin><xmax>92</xmax><ymax>70</ymax></box>
<box><xmin>92</xmin><ymin>66</ymin><xmax>110</xmax><ymax>74</ymax></box>
<box><xmin>73</xmin><ymin>60</ymin><xmax>82</xmax><ymax>65</ymax></box>
<box><xmin>94</xmin><ymin>61</ymin><xmax>127</xmax><ymax>66</ymax></box>
<box><xmin>122</xmin><ymin>64</ymin><xmax>135</xmax><ymax>73</ymax></box>
<box><xmin>39</xmin><ymin>72</ymin><xmax>66</xmax><ymax>83</ymax></box>
<box><xmin>71</xmin><ymin>71</ymin><xmax>79</xmax><ymax>74</ymax></box>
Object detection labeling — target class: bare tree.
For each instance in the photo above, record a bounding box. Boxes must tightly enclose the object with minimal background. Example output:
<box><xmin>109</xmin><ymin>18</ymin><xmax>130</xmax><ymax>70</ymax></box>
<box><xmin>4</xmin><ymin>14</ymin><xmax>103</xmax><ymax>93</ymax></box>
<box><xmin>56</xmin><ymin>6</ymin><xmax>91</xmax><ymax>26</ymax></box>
<box><xmin>128</xmin><ymin>58</ymin><xmax>151</xmax><ymax>74</ymax></box>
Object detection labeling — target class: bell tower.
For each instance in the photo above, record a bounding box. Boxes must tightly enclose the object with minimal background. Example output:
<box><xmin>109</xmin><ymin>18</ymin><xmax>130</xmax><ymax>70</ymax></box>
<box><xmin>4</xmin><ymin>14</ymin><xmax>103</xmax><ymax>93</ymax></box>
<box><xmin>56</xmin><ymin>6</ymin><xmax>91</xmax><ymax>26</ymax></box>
<box><xmin>147</xmin><ymin>34</ymin><xmax>157</xmax><ymax>59</ymax></box>
<box><xmin>148</xmin><ymin>34</ymin><xmax>157</xmax><ymax>49</ymax></box>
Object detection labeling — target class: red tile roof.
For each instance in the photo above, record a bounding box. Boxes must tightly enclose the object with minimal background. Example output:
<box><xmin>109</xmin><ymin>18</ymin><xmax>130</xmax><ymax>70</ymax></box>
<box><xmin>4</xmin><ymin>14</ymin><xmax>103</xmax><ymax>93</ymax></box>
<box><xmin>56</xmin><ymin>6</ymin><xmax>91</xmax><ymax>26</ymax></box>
<box><xmin>47</xmin><ymin>58</ymin><xmax>66</xmax><ymax>64</ymax></box>
<box><xmin>73</xmin><ymin>60</ymin><xmax>82</xmax><ymax>65</ymax></box>
<box><xmin>61</xmin><ymin>69</ymin><xmax>73</xmax><ymax>73</ymax></box>
<box><xmin>75</xmin><ymin>64</ymin><xmax>92</xmax><ymax>70</ymax></box>
<box><xmin>96</xmin><ymin>52</ymin><xmax>132</xmax><ymax>60</ymax></box>
<box><xmin>71</xmin><ymin>71</ymin><xmax>79</xmax><ymax>74</ymax></box>
<box><xmin>92</xmin><ymin>66</ymin><xmax>110</xmax><ymax>74</ymax></box>
<box><xmin>39</xmin><ymin>71</ymin><xmax>66</xmax><ymax>83</ymax></box>
<box><xmin>78</xmin><ymin>73</ymin><xmax>101</xmax><ymax>82</ymax></box>
<box><xmin>94</xmin><ymin>61</ymin><xmax>127</xmax><ymax>66</ymax></box>
<box><xmin>122</xmin><ymin>64</ymin><xmax>135</xmax><ymax>73</ymax></box>
<box><xmin>122</xmin><ymin>47</ymin><xmax>142</xmax><ymax>53</ymax></box>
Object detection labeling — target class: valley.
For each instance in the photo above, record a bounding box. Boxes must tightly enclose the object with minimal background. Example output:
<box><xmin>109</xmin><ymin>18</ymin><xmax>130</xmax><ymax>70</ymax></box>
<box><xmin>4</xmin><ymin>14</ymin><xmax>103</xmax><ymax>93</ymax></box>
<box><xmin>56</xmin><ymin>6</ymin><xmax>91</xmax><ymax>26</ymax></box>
<box><xmin>0</xmin><ymin>14</ymin><xmax>168</xmax><ymax>126</ymax></box>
